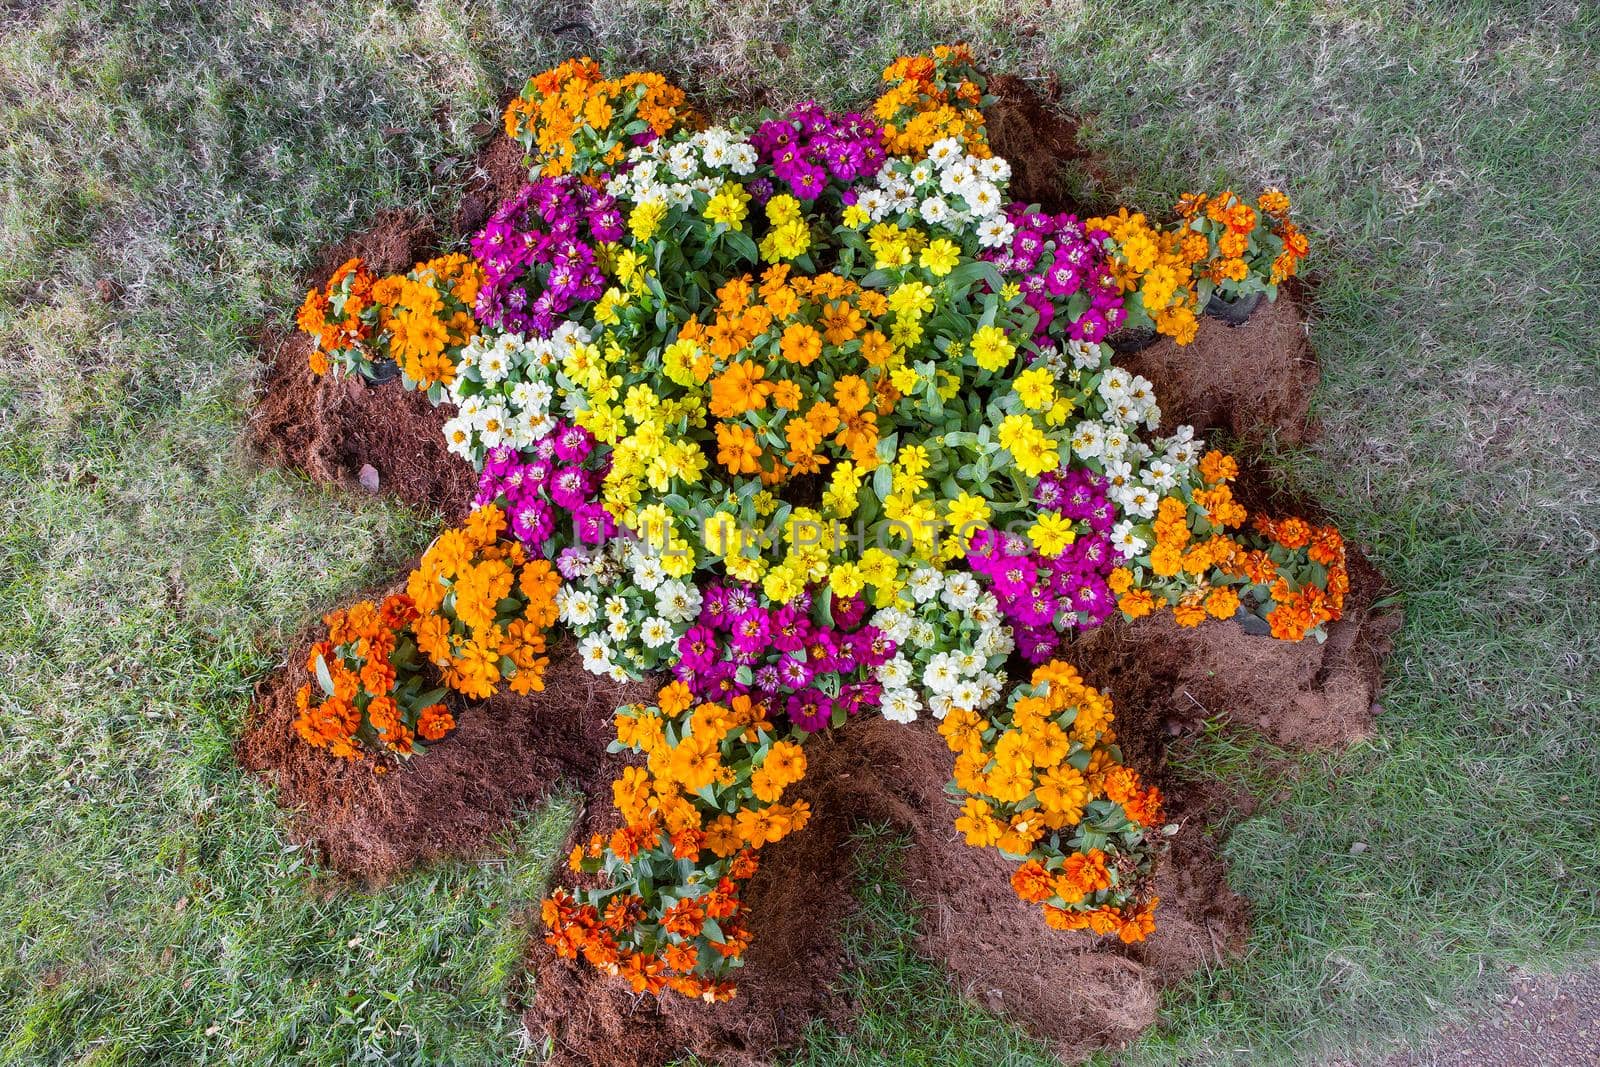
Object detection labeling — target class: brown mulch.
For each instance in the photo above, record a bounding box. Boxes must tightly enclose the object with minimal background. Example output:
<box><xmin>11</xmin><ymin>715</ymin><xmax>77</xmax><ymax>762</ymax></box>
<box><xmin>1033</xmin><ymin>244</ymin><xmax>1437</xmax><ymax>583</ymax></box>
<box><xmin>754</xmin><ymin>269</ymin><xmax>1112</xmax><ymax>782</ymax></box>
<box><xmin>238</xmin><ymin>626</ymin><xmax>653</xmax><ymax>882</ymax></box>
<box><xmin>249</xmin><ymin>327</ymin><xmax>478</xmax><ymax>519</ymax></box>
<box><xmin>986</xmin><ymin>74</ymin><xmax>1114</xmax><ymax>215</ymax></box>
<box><xmin>1119</xmin><ymin>289</ymin><xmax>1323</xmax><ymax>448</ymax></box>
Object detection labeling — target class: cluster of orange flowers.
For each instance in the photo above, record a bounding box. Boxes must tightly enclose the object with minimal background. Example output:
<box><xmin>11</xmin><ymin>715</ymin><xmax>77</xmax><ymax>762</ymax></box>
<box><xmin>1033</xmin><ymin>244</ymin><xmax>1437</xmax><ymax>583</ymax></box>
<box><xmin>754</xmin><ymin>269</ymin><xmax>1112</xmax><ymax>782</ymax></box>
<box><xmin>1177</xmin><ymin>188</ymin><xmax>1309</xmax><ymax>296</ymax></box>
<box><xmin>940</xmin><ymin>660</ymin><xmax>1163</xmax><ymax>943</ymax></box>
<box><xmin>296</xmin><ymin>253</ymin><xmax>483</xmax><ymax>388</ymax></box>
<box><xmin>1086</xmin><ymin>208</ymin><xmax>1204</xmax><ymax>345</ymax></box>
<box><xmin>295</xmin><ymin>257</ymin><xmax>376</xmax><ymax>377</ymax></box>
<box><xmin>293</xmin><ymin>593</ymin><xmax>454</xmax><ymax>760</ymax></box>
<box><xmin>1112</xmin><ymin>450</ymin><xmax>1347</xmax><ymax>640</ymax></box>
<box><xmin>405</xmin><ymin>504</ymin><xmax>559</xmax><ymax>700</ymax></box>
<box><xmin>377</xmin><ymin>253</ymin><xmax>483</xmax><ymax>389</ymax></box>
<box><xmin>503</xmin><ymin>56</ymin><xmax>689</xmax><ymax>177</ymax></box>
<box><xmin>544</xmin><ymin>684</ymin><xmax>810</xmax><ymax>1000</ymax></box>
<box><xmin>682</xmin><ymin>267</ymin><xmax>897</xmax><ymax>483</ymax></box>
<box><xmin>873</xmin><ymin>44</ymin><xmax>992</xmax><ymax>158</ymax></box>
<box><xmin>1251</xmin><ymin>514</ymin><xmax>1348</xmax><ymax>640</ymax></box>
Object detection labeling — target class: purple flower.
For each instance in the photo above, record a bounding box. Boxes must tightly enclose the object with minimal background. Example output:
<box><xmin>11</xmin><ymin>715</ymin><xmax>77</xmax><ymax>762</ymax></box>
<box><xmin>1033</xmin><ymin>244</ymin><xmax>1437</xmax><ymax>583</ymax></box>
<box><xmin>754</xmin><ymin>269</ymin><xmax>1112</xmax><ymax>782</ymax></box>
<box><xmin>730</xmin><ymin>607</ymin><xmax>772</xmax><ymax>652</ymax></box>
<box><xmin>786</xmin><ymin>690</ymin><xmax>834</xmax><ymax>733</ymax></box>
<box><xmin>555</xmin><ymin>424</ymin><xmax>594</xmax><ymax>462</ymax></box>
<box><xmin>471</xmin><ymin>176</ymin><xmax>621</xmax><ymax>336</ymax></box>
<box><xmin>777</xmin><ymin>655</ymin><xmax>812</xmax><ymax>689</ymax></box>
<box><xmin>677</xmin><ymin>626</ymin><xmax>718</xmax><ymax>673</ymax></box>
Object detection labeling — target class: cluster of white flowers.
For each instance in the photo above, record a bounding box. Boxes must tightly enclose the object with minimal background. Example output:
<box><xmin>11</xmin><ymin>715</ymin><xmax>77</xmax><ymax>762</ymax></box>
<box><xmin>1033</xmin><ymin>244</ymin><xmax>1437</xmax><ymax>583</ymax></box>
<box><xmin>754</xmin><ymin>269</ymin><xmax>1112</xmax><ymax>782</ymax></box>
<box><xmin>1062</xmin><ymin>362</ymin><xmax>1205</xmax><ymax>559</ymax></box>
<box><xmin>871</xmin><ymin>568</ymin><xmax>1013</xmax><ymax>724</ymax></box>
<box><xmin>556</xmin><ymin>539</ymin><xmax>702</xmax><ymax>681</ymax></box>
<box><xmin>441</xmin><ymin>330</ymin><xmax>576</xmax><ymax>464</ymax></box>
<box><xmin>858</xmin><ymin>136</ymin><xmax>1014</xmax><ymax>247</ymax></box>
<box><xmin>605</xmin><ymin>126</ymin><xmax>760</xmax><ymax>209</ymax></box>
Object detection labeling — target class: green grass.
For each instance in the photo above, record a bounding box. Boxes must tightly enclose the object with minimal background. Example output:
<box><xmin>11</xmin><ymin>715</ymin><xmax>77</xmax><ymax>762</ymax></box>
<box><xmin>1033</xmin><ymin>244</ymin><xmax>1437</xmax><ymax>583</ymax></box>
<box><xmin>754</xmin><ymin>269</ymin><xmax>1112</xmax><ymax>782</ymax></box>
<box><xmin>1</xmin><ymin>0</ymin><xmax>1596</xmax><ymax>1063</ymax></box>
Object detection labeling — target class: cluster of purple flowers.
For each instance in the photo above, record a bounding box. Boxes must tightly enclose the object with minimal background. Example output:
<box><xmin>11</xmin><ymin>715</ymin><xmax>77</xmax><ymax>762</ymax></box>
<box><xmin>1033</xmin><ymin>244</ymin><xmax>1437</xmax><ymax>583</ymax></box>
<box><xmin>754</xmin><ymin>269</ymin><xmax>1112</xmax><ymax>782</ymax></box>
<box><xmin>470</xmin><ymin>177</ymin><xmax>623</xmax><ymax>336</ymax></box>
<box><xmin>967</xmin><ymin>470</ymin><xmax>1120</xmax><ymax>662</ymax></box>
<box><xmin>671</xmin><ymin>583</ymin><xmax>893</xmax><ymax>732</ymax></box>
<box><xmin>476</xmin><ymin>421</ymin><xmax>615</xmax><ymax>556</ymax></box>
<box><xmin>986</xmin><ymin>206</ymin><xmax>1126</xmax><ymax>344</ymax></box>
<box><xmin>751</xmin><ymin>103</ymin><xmax>886</xmax><ymax>200</ymax></box>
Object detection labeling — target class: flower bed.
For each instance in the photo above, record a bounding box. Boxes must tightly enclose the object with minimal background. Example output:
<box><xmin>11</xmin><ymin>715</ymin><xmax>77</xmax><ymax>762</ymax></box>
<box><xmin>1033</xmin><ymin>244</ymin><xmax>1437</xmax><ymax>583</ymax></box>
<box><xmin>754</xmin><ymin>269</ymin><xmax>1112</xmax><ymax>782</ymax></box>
<box><xmin>276</xmin><ymin>44</ymin><xmax>1340</xmax><ymax>1007</ymax></box>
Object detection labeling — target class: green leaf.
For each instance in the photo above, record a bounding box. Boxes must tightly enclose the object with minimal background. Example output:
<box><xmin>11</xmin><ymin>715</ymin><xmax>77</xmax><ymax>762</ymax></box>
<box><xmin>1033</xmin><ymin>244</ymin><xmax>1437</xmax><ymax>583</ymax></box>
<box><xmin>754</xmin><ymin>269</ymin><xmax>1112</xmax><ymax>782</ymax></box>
<box><xmin>312</xmin><ymin>653</ymin><xmax>335</xmax><ymax>696</ymax></box>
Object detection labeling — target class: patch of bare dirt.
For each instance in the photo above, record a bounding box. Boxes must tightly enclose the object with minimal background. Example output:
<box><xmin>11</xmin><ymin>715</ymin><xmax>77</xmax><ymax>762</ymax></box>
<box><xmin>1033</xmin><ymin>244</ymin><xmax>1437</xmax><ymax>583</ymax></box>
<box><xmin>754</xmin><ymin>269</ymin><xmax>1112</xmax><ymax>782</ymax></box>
<box><xmin>238</xmin><ymin>624</ymin><xmax>652</xmax><ymax>883</ymax></box>
<box><xmin>1076</xmin><ymin>547</ymin><xmax>1396</xmax><ymax>750</ymax></box>
<box><xmin>456</xmin><ymin>130</ymin><xmax>529</xmax><ymax>236</ymax></box>
<box><xmin>249</xmin><ymin>327</ymin><xmax>477</xmax><ymax>519</ymax></box>
<box><xmin>1118</xmin><ymin>289</ymin><xmax>1322</xmax><ymax>448</ymax></box>
<box><xmin>986</xmin><ymin>74</ymin><xmax>1113</xmax><ymax>216</ymax></box>
<box><xmin>312</xmin><ymin>207</ymin><xmax>434</xmax><ymax>280</ymax></box>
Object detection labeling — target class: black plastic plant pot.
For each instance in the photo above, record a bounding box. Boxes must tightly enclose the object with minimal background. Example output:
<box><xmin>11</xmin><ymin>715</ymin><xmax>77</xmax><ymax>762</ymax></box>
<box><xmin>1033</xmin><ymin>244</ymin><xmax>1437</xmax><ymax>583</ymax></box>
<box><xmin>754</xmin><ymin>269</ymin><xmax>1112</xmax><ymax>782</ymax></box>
<box><xmin>363</xmin><ymin>357</ymin><xmax>401</xmax><ymax>385</ymax></box>
<box><xmin>1203</xmin><ymin>291</ymin><xmax>1262</xmax><ymax>326</ymax></box>
<box><xmin>1107</xmin><ymin>326</ymin><xmax>1159</xmax><ymax>354</ymax></box>
<box><xmin>1232</xmin><ymin>604</ymin><xmax>1274</xmax><ymax>637</ymax></box>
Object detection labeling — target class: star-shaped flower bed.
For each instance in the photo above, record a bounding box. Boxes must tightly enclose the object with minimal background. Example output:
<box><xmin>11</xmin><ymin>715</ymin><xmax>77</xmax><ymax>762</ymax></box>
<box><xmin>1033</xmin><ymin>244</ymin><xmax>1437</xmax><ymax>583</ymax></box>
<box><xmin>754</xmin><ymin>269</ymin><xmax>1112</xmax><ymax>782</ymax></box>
<box><xmin>242</xmin><ymin>47</ymin><xmax>1398</xmax><ymax>1065</ymax></box>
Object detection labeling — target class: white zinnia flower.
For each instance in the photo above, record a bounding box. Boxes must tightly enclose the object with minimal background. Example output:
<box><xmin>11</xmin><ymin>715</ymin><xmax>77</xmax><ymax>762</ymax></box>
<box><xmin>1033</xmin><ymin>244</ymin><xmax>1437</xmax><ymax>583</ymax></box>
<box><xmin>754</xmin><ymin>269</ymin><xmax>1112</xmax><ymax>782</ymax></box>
<box><xmin>909</xmin><ymin>567</ymin><xmax>941</xmax><ymax>603</ymax></box>
<box><xmin>976</xmin><ymin>217</ymin><xmax>1014</xmax><ymax>248</ymax></box>
<box><xmin>927</xmin><ymin>138</ymin><xmax>963</xmax><ymax>168</ymax></box>
<box><xmin>923</xmin><ymin>655</ymin><xmax>961</xmax><ymax>693</ymax></box>
<box><xmin>655</xmin><ymin>580</ymin><xmax>702</xmax><ymax>623</ymax></box>
<box><xmin>578</xmin><ymin>634</ymin><xmax>612</xmax><ymax>674</ymax></box>
<box><xmin>877</xmin><ymin>655</ymin><xmax>913</xmax><ymax>689</ymax></box>
<box><xmin>919</xmin><ymin>196</ymin><xmax>951</xmax><ymax>224</ymax></box>
<box><xmin>1122</xmin><ymin>484</ymin><xmax>1158</xmax><ymax>519</ymax></box>
<box><xmin>1071</xmin><ymin>421</ymin><xmax>1106</xmax><ymax>459</ymax></box>
<box><xmin>966</xmin><ymin>181</ymin><xmax>1002</xmax><ymax>217</ymax></box>
<box><xmin>1068</xmin><ymin>338</ymin><xmax>1106</xmax><ymax>371</ymax></box>
<box><xmin>941</xmin><ymin>573</ymin><xmax>981</xmax><ymax>611</ymax></box>
<box><xmin>631</xmin><ymin>555</ymin><xmax>666</xmax><ymax>591</ymax></box>
<box><xmin>559</xmin><ymin>588</ymin><xmax>599</xmax><ymax>627</ymax></box>
<box><xmin>640</xmin><ymin>616</ymin><xmax>674</xmax><ymax>648</ymax></box>
<box><xmin>1112</xmin><ymin>521</ymin><xmax>1149</xmax><ymax>559</ymax></box>
<box><xmin>441</xmin><ymin>416</ymin><xmax>474</xmax><ymax>461</ymax></box>
<box><xmin>881</xmin><ymin>688</ymin><xmax>922</xmax><ymax>724</ymax></box>
<box><xmin>976</xmin><ymin>155</ymin><xmax>1011</xmax><ymax>184</ymax></box>
<box><xmin>950</xmin><ymin>680</ymin><xmax>984</xmax><ymax>711</ymax></box>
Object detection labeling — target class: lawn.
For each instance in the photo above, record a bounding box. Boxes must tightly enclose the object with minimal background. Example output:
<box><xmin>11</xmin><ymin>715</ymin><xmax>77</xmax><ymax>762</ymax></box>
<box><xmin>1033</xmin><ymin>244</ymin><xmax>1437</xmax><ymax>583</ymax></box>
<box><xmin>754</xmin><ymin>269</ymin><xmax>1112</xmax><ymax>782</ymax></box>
<box><xmin>1</xmin><ymin>1</ymin><xmax>1597</xmax><ymax>1063</ymax></box>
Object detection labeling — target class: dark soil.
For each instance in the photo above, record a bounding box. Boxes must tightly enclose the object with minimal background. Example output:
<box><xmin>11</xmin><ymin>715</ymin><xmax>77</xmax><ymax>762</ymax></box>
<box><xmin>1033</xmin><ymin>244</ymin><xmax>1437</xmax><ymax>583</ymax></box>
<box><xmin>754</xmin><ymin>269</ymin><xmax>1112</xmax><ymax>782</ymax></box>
<box><xmin>249</xmin><ymin>328</ymin><xmax>477</xmax><ymax>520</ymax></box>
<box><xmin>241</xmin><ymin>88</ymin><xmax>1398</xmax><ymax>1067</ymax></box>
<box><xmin>986</xmin><ymin>74</ymin><xmax>1113</xmax><ymax>216</ymax></box>
<box><xmin>1117</xmin><ymin>289</ymin><xmax>1322</xmax><ymax>448</ymax></box>
<box><xmin>312</xmin><ymin>207</ymin><xmax>434</xmax><ymax>281</ymax></box>
<box><xmin>456</xmin><ymin>132</ymin><xmax>529</xmax><ymax>236</ymax></box>
<box><xmin>238</xmin><ymin>624</ymin><xmax>653</xmax><ymax>882</ymax></box>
